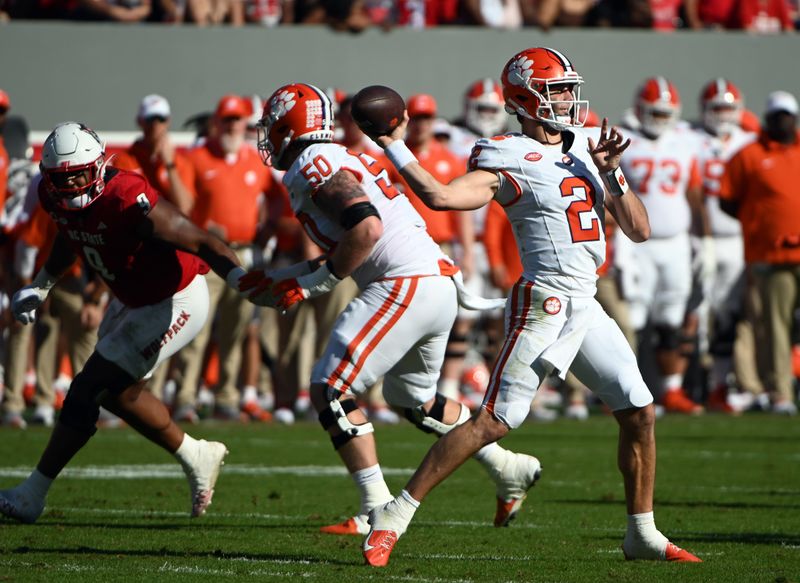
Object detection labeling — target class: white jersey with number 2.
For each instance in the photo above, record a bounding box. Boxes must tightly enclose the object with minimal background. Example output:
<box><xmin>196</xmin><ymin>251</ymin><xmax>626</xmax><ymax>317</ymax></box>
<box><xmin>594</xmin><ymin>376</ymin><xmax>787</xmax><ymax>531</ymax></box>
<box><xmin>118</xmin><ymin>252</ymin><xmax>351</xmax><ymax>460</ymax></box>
<box><xmin>469</xmin><ymin>129</ymin><xmax>606</xmax><ymax>298</ymax></box>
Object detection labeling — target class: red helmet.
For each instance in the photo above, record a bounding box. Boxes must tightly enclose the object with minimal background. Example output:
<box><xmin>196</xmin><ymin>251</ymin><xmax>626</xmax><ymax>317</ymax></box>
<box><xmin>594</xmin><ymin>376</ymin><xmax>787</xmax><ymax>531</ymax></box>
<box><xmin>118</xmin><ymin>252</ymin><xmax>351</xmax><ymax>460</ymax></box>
<box><xmin>256</xmin><ymin>83</ymin><xmax>335</xmax><ymax>170</ymax></box>
<box><xmin>500</xmin><ymin>47</ymin><xmax>588</xmax><ymax>130</ymax></box>
<box><xmin>700</xmin><ymin>78</ymin><xmax>743</xmax><ymax>136</ymax></box>
<box><xmin>464</xmin><ymin>78</ymin><xmax>506</xmax><ymax>137</ymax></box>
<box><xmin>635</xmin><ymin>77</ymin><xmax>681</xmax><ymax>138</ymax></box>
<box><xmin>40</xmin><ymin>122</ymin><xmax>109</xmax><ymax>211</ymax></box>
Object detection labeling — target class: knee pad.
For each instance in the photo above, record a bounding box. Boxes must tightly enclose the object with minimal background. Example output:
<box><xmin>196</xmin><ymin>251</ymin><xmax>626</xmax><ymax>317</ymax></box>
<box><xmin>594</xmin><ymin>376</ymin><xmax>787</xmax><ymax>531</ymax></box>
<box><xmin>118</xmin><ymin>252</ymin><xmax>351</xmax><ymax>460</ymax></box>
<box><xmin>653</xmin><ymin>325</ymin><xmax>681</xmax><ymax>351</ymax></box>
<box><xmin>318</xmin><ymin>396</ymin><xmax>374</xmax><ymax>450</ymax></box>
<box><xmin>404</xmin><ymin>393</ymin><xmax>471</xmax><ymax>437</ymax></box>
<box><xmin>58</xmin><ymin>372</ymin><xmax>100</xmax><ymax>437</ymax></box>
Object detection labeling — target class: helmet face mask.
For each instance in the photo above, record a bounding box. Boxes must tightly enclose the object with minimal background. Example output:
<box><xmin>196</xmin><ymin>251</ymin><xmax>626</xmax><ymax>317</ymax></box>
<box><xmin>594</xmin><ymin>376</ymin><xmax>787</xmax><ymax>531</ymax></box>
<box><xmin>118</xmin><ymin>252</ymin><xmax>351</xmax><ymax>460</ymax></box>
<box><xmin>257</xmin><ymin>83</ymin><xmax>334</xmax><ymax>170</ymax></box>
<box><xmin>40</xmin><ymin>122</ymin><xmax>107</xmax><ymax>211</ymax></box>
<box><xmin>501</xmin><ymin>48</ymin><xmax>589</xmax><ymax>131</ymax></box>
<box><xmin>636</xmin><ymin>77</ymin><xmax>681</xmax><ymax>139</ymax></box>
<box><xmin>464</xmin><ymin>79</ymin><xmax>507</xmax><ymax>137</ymax></box>
<box><xmin>701</xmin><ymin>79</ymin><xmax>743</xmax><ymax>137</ymax></box>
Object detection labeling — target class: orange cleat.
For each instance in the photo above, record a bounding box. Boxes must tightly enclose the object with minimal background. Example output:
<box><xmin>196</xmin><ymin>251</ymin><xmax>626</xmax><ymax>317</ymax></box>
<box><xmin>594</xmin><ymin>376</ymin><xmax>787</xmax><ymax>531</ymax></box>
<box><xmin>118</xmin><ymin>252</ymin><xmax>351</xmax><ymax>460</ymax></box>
<box><xmin>494</xmin><ymin>494</ymin><xmax>528</xmax><ymax>527</ymax></box>
<box><xmin>707</xmin><ymin>386</ymin><xmax>736</xmax><ymax>414</ymax></box>
<box><xmin>663</xmin><ymin>389</ymin><xmax>704</xmax><ymax>415</ymax></box>
<box><xmin>665</xmin><ymin>542</ymin><xmax>702</xmax><ymax>562</ymax></box>
<box><xmin>241</xmin><ymin>401</ymin><xmax>272</xmax><ymax>422</ymax></box>
<box><xmin>363</xmin><ymin>529</ymin><xmax>399</xmax><ymax>567</ymax></box>
<box><xmin>320</xmin><ymin>516</ymin><xmax>367</xmax><ymax>536</ymax></box>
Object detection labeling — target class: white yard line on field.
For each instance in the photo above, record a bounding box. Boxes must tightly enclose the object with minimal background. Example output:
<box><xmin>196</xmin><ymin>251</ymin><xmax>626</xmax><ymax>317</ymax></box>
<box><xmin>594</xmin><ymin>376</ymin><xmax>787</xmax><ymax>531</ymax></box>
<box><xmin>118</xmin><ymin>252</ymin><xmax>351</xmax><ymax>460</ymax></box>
<box><xmin>0</xmin><ymin>463</ymin><xmax>415</xmax><ymax>479</ymax></box>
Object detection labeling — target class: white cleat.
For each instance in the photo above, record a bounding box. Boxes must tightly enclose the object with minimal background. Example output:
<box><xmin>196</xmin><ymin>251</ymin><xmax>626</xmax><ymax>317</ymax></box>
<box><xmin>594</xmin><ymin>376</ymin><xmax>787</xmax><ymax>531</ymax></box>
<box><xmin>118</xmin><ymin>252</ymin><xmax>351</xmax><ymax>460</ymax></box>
<box><xmin>179</xmin><ymin>439</ymin><xmax>229</xmax><ymax>518</ymax></box>
<box><xmin>0</xmin><ymin>486</ymin><xmax>45</xmax><ymax>524</ymax></box>
<box><xmin>493</xmin><ymin>453</ymin><xmax>542</xmax><ymax>527</ymax></box>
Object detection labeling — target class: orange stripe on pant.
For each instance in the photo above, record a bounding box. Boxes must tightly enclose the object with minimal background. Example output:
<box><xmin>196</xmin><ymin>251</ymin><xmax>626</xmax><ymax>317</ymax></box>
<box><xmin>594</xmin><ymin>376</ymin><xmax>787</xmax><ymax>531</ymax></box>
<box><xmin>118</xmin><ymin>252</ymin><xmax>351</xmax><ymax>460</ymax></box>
<box><xmin>483</xmin><ymin>279</ymin><xmax>533</xmax><ymax>414</ymax></box>
<box><xmin>328</xmin><ymin>278</ymin><xmax>418</xmax><ymax>393</ymax></box>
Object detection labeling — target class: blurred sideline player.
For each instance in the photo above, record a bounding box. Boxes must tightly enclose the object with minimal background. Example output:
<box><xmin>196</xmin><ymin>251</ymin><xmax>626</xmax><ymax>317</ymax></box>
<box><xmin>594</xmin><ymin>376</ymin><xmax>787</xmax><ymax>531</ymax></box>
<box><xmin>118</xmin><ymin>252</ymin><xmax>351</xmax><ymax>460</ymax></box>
<box><xmin>242</xmin><ymin>83</ymin><xmax>539</xmax><ymax>537</ymax></box>
<box><xmin>364</xmin><ymin>47</ymin><xmax>700</xmax><ymax>566</ymax></box>
<box><xmin>620</xmin><ymin>77</ymin><xmax>707</xmax><ymax>415</ymax></box>
<box><xmin>690</xmin><ymin>79</ymin><xmax>758</xmax><ymax>412</ymax></box>
<box><xmin>0</xmin><ymin>122</ymin><xmax>243</xmax><ymax>523</ymax></box>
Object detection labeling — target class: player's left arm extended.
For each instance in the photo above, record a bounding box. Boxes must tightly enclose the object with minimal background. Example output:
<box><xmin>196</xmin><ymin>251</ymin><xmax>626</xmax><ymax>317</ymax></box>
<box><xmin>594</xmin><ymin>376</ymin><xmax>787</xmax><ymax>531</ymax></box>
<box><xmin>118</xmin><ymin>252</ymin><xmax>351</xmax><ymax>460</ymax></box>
<box><xmin>138</xmin><ymin>197</ymin><xmax>244</xmax><ymax>286</ymax></box>
<box><xmin>239</xmin><ymin>170</ymin><xmax>383</xmax><ymax>311</ymax></box>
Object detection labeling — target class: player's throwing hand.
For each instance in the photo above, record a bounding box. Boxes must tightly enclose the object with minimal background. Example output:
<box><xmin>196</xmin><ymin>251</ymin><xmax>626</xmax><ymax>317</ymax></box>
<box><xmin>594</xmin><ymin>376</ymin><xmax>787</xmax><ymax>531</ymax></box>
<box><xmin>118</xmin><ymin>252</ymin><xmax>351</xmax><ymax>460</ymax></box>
<box><xmin>587</xmin><ymin>118</ymin><xmax>631</xmax><ymax>174</ymax></box>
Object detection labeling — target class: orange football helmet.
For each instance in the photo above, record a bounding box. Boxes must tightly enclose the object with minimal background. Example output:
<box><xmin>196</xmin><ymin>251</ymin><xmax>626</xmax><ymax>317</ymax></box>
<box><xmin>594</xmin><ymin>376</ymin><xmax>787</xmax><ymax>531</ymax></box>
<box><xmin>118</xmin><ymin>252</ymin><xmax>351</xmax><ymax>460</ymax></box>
<box><xmin>500</xmin><ymin>47</ymin><xmax>588</xmax><ymax>130</ymax></box>
<box><xmin>700</xmin><ymin>78</ymin><xmax>743</xmax><ymax>136</ymax></box>
<box><xmin>635</xmin><ymin>76</ymin><xmax>681</xmax><ymax>138</ymax></box>
<box><xmin>464</xmin><ymin>78</ymin><xmax>506</xmax><ymax>137</ymax></box>
<box><xmin>256</xmin><ymin>83</ymin><xmax>335</xmax><ymax>170</ymax></box>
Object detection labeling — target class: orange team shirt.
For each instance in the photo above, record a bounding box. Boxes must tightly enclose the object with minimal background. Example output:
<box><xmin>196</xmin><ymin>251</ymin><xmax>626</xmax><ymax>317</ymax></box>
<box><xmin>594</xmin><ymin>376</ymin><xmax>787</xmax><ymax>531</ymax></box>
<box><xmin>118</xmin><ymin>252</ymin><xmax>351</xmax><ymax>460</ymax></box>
<box><xmin>0</xmin><ymin>136</ymin><xmax>8</xmax><ymax>214</ymax></box>
<box><xmin>20</xmin><ymin>204</ymin><xmax>82</xmax><ymax>278</ymax></box>
<box><xmin>187</xmin><ymin>142</ymin><xmax>273</xmax><ymax>244</ymax></box>
<box><xmin>719</xmin><ymin>131</ymin><xmax>800</xmax><ymax>264</ymax></box>
<box><xmin>387</xmin><ymin>141</ymin><xmax>461</xmax><ymax>245</ymax></box>
<box><xmin>483</xmin><ymin>200</ymin><xmax>522</xmax><ymax>290</ymax></box>
<box><xmin>113</xmin><ymin>140</ymin><xmax>195</xmax><ymax>205</ymax></box>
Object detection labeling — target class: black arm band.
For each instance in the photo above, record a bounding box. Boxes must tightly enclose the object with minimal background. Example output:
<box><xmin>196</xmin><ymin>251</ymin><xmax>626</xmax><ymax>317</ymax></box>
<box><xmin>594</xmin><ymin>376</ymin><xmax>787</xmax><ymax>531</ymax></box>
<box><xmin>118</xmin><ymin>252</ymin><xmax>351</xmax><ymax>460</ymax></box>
<box><xmin>340</xmin><ymin>201</ymin><xmax>381</xmax><ymax>230</ymax></box>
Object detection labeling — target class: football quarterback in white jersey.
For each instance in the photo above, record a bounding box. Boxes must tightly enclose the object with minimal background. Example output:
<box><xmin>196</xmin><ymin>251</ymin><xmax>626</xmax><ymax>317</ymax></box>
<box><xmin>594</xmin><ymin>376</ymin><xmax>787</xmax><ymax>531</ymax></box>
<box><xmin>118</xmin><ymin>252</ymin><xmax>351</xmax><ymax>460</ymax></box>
<box><xmin>692</xmin><ymin>79</ymin><xmax>757</xmax><ymax>412</ymax></box>
<box><xmin>242</xmin><ymin>83</ymin><xmax>539</xmax><ymax>538</ymax></box>
<box><xmin>363</xmin><ymin>48</ymin><xmax>700</xmax><ymax>566</ymax></box>
<box><xmin>621</xmin><ymin>76</ymin><xmax>707</xmax><ymax>415</ymax></box>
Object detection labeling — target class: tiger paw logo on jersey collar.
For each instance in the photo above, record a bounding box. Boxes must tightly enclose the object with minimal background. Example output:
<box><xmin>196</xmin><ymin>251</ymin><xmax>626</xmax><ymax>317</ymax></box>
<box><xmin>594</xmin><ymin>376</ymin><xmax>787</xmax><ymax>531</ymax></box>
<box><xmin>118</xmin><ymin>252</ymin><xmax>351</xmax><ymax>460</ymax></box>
<box><xmin>269</xmin><ymin>90</ymin><xmax>296</xmax><ymax>121</ymax></box>
<box><xmin>543</xmin><ymin>296</ymin><xmax>562</xmax><ymax>315</ymax></box>
<box><xmin>507</xmin><ymin>56</ymin><xmax>534</xmax><ymax>87</ymax></box>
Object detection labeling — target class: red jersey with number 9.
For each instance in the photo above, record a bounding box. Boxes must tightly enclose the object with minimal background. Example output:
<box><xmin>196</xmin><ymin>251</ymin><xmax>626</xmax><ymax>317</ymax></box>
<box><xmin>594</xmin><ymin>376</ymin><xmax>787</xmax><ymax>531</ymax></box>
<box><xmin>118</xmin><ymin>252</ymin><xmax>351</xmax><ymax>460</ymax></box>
<box><xmin>469</xmin><ymin>129</ymin><xmax>606</xmax><ymax>297</ymax></box>
<box><xmin>39</xmin><ymin>168</ymin><xmax>208</xmax><ymax>308</ymax></box>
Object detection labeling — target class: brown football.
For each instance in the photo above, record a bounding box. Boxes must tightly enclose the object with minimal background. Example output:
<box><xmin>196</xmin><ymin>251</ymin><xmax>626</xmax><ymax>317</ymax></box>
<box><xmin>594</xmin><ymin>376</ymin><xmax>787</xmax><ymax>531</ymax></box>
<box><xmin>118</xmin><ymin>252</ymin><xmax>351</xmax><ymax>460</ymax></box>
<box><xmin>351</xmin><ymin>85</ymin><xmax>405</xmax><ymax>137</ymax></box>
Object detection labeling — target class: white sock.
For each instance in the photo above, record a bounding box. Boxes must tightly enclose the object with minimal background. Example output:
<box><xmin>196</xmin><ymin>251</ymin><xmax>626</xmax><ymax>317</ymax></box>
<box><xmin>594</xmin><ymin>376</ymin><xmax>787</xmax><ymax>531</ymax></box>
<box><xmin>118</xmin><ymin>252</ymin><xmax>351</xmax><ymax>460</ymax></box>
<box><xmin>241</xmin><ymin>385</ymin><xmax>258</xmax><ymax>404</ymax></box>
<box><xmin>174</xmin><ymin>433</ymin><xmax>201</xmax><ymax>464</ymax></box>
<box><xmin>352</xmin><ymin>464</ymin><xmax>393</xmax><ymax>516</ymax></box>
<box><xmin>623</xmin><ymin>511</ymin><xmax>669</xmax><ymax>559</ymax></box>
<box><xmin>22</xmin><ymin>469</ymin><xmax>53</xmax><ymax>500</ymax></box>
<box><xmin>662</xmin><ymin>375</ymin><xmax>683</xmax><ymax>392</ymax></box>
<box><xmin>438</xmin><ymin>378</ymin><xmax>460</xmax><ymax>400</ymax></box>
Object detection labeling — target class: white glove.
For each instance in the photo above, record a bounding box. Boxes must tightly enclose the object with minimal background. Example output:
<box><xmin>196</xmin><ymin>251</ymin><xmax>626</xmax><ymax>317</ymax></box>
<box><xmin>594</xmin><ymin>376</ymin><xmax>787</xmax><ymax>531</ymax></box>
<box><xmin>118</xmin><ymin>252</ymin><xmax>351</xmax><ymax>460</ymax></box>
<box><xmin>11</xmin><ymin>286</ymin><xmax>47</xmax><ymax>325</ymax></box>
<box><xmin>11</xmin><ymin>268</ymin><xmax>58</xmax><ymax>325</ymax></box>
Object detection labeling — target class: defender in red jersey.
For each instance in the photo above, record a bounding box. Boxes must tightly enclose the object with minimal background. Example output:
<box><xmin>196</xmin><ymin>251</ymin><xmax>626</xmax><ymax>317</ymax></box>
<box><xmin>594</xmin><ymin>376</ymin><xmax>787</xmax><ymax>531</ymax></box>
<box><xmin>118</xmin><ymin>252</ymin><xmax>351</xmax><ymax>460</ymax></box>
<box><xmin>0</xmin><ymin>122</ymin><xmax>249</xmax><ymax>523</ymax></box>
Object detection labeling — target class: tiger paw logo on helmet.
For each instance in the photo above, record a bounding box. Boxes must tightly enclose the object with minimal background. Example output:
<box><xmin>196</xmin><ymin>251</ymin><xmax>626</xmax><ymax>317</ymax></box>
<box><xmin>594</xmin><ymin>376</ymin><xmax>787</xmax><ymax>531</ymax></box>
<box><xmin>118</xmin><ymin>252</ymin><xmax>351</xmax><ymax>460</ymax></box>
<box><xmin>270</xmin><ymin>90</ymin><xmax>296</xmax><ymax>120</ymax></box>
<box><xmin>507</xmin><ymin>56</ymin><xmax>534</xmax><ymax>88</ymax></box>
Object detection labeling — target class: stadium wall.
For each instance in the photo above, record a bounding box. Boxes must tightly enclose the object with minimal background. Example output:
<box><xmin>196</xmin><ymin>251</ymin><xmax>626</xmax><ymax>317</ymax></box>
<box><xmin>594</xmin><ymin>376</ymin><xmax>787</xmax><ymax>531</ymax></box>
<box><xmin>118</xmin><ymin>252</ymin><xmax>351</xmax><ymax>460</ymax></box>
<box><xmin>2</xmin><ymin>22</ymin><xmax>798</xmax><ymax>132</ymax></box>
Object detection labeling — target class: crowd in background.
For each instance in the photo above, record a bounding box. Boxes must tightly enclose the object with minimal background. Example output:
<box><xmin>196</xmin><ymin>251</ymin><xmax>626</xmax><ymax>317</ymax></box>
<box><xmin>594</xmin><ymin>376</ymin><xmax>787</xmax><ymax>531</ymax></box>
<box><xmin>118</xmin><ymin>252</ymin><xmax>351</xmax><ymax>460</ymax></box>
<box><xmin>0</xmin><ymin>0</ymin><xmax>798</xmax><ymax>32</ymax></box>
<box><xmin>0</xmin><ymin>71</ymin><xmax>798</xmax><ymax>431</ymax></box>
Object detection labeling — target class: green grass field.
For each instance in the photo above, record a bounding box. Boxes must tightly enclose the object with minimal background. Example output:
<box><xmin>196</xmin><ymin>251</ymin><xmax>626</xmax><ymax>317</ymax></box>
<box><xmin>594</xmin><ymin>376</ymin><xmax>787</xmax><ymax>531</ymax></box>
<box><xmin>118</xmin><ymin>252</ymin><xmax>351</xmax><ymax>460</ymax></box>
<box><xmin>1</xmin><ymin>414</ymin><xmax>799</xmax><ymax>582</ymax></box>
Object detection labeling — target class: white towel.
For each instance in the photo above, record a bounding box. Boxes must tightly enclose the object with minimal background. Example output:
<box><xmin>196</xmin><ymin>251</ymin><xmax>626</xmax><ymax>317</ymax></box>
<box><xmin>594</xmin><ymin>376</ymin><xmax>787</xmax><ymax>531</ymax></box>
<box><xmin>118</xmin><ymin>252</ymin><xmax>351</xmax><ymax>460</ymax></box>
<box><xmin>538</xmin><ymin>299</ymin><xmax>594</xmax><ymax>380</ymax></box>
<box><xmin>450</xmin><ymin>270</ymin><xmax>508</xmax><ymax>312</ymax></box>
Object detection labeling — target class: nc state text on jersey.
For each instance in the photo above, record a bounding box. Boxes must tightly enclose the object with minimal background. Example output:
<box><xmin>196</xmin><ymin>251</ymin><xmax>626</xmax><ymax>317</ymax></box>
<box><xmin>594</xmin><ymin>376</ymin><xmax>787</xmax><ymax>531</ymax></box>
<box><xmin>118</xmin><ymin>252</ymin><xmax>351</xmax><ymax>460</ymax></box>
<box><xmin>67</xmin><ymin>229</ymin><xmax>106</xmax><ymax>246</ymax></box>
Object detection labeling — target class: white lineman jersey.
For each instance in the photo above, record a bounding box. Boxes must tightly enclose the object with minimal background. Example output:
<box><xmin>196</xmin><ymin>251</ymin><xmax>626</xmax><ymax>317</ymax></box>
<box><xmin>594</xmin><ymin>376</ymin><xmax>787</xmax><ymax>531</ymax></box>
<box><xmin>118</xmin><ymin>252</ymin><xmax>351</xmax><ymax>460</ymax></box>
<box><xmin>692</xmin><ymin>126</ymin><xmax>756</xmax><ymax>237</ymax></box>
<box><xmin>621</xmin><ymin>126</ymin><xmax>701</xmax><ymax>239</ymax></box>
<box><xmin>283</xmin><ymin>143</ymin><xmax>447</xmax><ymax>289</ymax></box>
<box><xmin>469</xmin><ymin>130</ymin><xmax>606</xmax><ymax>297</ymax></box>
